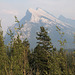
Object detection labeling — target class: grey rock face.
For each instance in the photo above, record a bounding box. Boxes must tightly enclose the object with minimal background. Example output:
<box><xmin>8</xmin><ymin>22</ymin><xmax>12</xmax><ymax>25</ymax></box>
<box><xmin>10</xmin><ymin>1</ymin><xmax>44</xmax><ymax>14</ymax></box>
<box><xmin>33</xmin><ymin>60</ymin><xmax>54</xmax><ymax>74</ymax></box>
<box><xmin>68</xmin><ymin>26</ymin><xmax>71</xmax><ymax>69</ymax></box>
<box><xmin>4</xmin><ymin>8</ymin><xmax>75</xmax><ymax>50</ymax></box>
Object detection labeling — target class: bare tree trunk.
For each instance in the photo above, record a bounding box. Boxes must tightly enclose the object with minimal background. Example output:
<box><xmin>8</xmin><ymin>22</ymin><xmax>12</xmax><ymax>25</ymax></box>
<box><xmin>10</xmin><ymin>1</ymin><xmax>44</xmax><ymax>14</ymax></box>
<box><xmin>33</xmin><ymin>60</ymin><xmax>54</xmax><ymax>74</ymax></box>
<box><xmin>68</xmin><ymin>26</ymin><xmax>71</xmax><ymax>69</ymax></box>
<box><xmin>5</xmin><ymin>64</ymin><xmax>9</xmax><ymax>75</ymax></box>
<box><xmin>36</xmin><ymin>69</ymin><xmax>40</xmax><ymax>75</ymax></box>
<box><xmin>10</xmin><ymin>64</ymin><xmax>13</xmax><ymax>75</ymax></box>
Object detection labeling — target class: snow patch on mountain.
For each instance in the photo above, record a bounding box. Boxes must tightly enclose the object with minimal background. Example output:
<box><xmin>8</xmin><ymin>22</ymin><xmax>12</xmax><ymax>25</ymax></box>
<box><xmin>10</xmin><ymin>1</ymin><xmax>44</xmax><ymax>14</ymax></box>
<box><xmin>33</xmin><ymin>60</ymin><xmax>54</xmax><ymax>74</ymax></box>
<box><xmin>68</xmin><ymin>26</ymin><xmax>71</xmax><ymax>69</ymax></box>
<box><xmin>4</xmin><ymin>8</ymin><xmax>75</xmax><ymax>49</ymax></box>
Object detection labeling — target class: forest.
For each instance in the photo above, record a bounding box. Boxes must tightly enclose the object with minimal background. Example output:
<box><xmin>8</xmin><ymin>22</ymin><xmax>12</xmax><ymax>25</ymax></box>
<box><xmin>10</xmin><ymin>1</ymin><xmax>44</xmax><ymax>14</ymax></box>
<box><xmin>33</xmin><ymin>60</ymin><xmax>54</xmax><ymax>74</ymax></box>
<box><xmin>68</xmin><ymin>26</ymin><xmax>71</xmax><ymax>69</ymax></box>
<box><xmin>0</xmin><ymin>17</ymin><xmax>75</xmax><ymax>75</ymax></box>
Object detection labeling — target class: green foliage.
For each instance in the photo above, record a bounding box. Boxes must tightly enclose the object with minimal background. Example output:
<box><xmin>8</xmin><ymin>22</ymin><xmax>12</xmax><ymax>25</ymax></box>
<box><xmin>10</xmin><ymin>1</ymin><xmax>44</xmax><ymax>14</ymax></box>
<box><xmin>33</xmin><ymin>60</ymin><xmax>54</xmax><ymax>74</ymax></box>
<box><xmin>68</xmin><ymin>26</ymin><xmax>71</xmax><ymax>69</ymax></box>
<box><xmin>0</xmin><ymin>18</ymin><xmax>75</xmax><ymax>75</ymax></box>
<box><xmin>7</xmin><ymin>29</ymin><xmax>14</xmax><ymax>45</ymax></box>
<box><xmin>36</xmin><ymin>26</ymin><xmax>53</xmax><ymax>51</ymax></box>
<box><xmin>6</xmin><ymin>16</ymin><xmax>30</xmax><ymax>75</ymax></box>
<box><xmin>56</xmin><ymin>26</ymin><xmax>67</xmax><ymax>48</ymax></box>
<box><xmin>14</xmin><ymin>16</ymin><xmax>23</xmax><ymax>31</ymax></box>
<box><xmin>30</xmin><ymin>26</ymin><xmax>57</xmax><ymax>75</ymax></box>
<box><xmin>0</xmin><ymin>35</ymin><xmax>9</xmax><ymax>75</ymax></box>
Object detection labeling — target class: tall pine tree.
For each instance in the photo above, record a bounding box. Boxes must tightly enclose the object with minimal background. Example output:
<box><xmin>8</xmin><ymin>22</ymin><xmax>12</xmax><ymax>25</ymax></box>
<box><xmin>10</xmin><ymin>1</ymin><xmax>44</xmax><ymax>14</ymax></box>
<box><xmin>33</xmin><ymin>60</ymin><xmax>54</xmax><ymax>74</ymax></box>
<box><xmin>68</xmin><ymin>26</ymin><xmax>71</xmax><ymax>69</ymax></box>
<box><xmin>32</xmin><ymin>26</ymin><xmax>53</xmax><ymax>75</ymax></box>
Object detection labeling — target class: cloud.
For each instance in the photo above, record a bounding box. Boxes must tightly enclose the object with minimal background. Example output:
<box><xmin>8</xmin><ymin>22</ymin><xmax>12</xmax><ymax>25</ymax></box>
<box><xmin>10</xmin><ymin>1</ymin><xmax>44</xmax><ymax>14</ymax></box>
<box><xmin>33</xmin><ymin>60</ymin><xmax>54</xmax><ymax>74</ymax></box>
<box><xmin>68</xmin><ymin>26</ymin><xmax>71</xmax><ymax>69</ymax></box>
<box><xmin>1</xmin><ymin>9</ymin><xmax>19</xmax><ymax>15</ymax></box>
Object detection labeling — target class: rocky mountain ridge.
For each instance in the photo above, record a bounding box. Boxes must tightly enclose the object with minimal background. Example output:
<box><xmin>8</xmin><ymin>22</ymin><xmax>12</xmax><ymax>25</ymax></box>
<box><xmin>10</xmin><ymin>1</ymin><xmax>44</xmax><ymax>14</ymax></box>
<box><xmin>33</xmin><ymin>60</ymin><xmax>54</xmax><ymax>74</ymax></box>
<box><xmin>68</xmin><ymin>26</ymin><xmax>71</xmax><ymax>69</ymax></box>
<box><xmin>4</xmin><ymin>8</ymin><xmax>75</xmax><ymax>49</ymax></box>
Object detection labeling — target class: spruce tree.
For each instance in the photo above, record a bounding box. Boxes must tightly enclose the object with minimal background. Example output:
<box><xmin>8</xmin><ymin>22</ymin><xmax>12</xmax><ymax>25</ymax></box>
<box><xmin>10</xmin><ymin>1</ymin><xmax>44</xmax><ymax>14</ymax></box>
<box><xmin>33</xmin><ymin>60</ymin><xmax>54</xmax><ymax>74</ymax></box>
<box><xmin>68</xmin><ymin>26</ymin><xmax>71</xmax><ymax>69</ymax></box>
<box><xmin>0</xmin><ymin>33</ymin><xmax>9</xmax><ymax>75</ymax></box>
<box><xmin>36</xmin><ymin>26</ymin><xmax>53</xmax><ymax>51</ymax></box>
<box><xmin>6</xmin><ymin>16</ymin><xmax>31</xmax><ymax>75</ymax></box>
<box><xmin>56</xmin><ymin>26</ymin><xmax>68</xmax><ymax>75</ymax></box>
<box><xmin>32</xmin><ymin>26</ymin><xmax>53</xmax><ymax>75</ymax></box>
<box><xmin>11</xmin><ymin>16</ymin><xmax>30</xmax><ymax>75</ymax></box>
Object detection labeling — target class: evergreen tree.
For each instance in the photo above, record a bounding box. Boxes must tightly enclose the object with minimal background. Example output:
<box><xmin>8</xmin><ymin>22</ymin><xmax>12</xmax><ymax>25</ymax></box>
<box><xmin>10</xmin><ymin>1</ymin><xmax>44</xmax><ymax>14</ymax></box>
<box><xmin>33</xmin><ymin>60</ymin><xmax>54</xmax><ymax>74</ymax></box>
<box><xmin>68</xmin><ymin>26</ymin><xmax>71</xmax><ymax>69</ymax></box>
<box><xmin>12</xmin><ymin>16</ymin><xmax>30</xmax><ymax>75</ymax></box>
<box><xmin>32</xmin><ymin>26</ymin><xmax>54</xmax><ymax>75</ymax></box>
<box><xmin>0</xmin><ymin>33</ymin><xmax>9</xmax><ymax>75</ymax></box>
<box><xmin>6</xmin><ymin>16</ymin><xmax>30</xmax><ymax>75</ymax></box>
<box><xmin>7</xmin><ymin>28</ymin><xmax>14</xmax><ymax>75</ymax></box>
<box><xmin>56</xmin><ymin>26</ymin><xmax>68</xmax><ymax>75</ymax></box>
<box><xmin>36</xmin><ymin>26</ymin><xmax>53</xmax><ymax>51</ymax></box>
<box><xmin>0</xmin><ymin>16</ymin><xmax>75</xmax><ymax>75</ymax></box>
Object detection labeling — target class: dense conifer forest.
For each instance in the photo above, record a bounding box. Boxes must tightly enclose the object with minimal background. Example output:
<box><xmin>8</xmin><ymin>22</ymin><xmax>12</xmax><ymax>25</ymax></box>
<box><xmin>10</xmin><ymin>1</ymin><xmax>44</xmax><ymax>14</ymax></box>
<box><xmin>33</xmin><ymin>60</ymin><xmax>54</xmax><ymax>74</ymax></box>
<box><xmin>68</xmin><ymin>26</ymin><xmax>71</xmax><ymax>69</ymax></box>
<box><xmin>0</xmin><ymin>18</ymin><xmax>75</xmax><ymax>75</ymax></box>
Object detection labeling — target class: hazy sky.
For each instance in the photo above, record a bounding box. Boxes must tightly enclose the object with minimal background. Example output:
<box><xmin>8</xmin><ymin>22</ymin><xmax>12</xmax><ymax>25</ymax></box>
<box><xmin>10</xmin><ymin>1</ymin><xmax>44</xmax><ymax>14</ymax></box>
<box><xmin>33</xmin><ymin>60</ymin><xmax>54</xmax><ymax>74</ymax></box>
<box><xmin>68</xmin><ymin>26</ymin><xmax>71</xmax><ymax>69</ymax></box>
<box><xmin>0</xmin><ymin>0</ymin><xmax>75</xmax><ymax>35</ymax></box>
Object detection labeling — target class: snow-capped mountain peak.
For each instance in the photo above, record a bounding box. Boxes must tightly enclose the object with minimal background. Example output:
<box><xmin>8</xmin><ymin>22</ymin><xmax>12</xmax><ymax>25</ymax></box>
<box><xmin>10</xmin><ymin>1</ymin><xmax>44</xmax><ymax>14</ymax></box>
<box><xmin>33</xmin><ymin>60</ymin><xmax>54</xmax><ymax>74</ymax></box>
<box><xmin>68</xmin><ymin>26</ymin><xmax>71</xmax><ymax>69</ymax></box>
<box><xmin>5</xmin><ymin>8</ymin><xmax>75</xmax><ymax>49</ymax></box>
<box><xmin>26</xmin><ymin>8</ymin><xmax>68</xmax><ymax>27</ymax></box>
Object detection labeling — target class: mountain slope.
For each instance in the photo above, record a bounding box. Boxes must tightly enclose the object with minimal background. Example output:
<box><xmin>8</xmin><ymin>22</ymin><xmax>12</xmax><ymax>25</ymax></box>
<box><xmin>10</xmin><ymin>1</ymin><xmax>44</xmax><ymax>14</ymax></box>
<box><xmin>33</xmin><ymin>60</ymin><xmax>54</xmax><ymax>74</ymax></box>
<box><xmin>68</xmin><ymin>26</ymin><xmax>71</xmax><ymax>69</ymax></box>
<box><xmin>58</xmin><ymin>15</ymin><xmax>75</xmax><ymax>28</ymax></box>
<box><xmin>4</xmin><ymin>8</ymin><xmax>75</xmax><ymax>49</ymax></box>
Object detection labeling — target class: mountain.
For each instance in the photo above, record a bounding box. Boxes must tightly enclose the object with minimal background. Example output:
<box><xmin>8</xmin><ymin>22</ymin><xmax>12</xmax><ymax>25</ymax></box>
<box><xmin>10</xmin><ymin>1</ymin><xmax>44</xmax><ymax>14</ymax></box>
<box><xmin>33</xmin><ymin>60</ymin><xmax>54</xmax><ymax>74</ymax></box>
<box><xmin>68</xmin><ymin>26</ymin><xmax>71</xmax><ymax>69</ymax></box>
<box><xmin>58</xmin><ymin>15</ymin><xmax>75</xmax><ymax>28</ymax></box>
<box><xmin>4</xmin><ymin>8</ymin><xmax>75</xmax><ymax>50</ymax></box>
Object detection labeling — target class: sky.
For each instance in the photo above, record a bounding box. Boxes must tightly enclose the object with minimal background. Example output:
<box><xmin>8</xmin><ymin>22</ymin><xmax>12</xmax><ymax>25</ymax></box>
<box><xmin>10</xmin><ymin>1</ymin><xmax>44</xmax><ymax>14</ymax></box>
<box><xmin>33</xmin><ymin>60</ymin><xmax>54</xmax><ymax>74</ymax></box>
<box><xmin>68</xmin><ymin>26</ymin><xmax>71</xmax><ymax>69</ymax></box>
<box><xmin>0</xmin><ymin>0</ymin><xmax>75</xmax><ymax>36</ymax></box>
